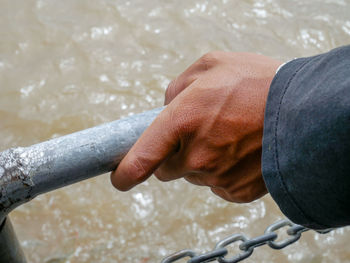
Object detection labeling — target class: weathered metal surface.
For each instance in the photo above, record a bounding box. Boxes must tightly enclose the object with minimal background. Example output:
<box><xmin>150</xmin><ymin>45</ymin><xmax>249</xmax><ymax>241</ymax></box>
<box><xmin>0</xmin><ymin>217</ymin><xmax>27</xmax><ymax>263</ymax></box>
<box><xmin>0</xmin><ymin>107</ymin><xmax>164</xmax><ymax>221</ymax></box>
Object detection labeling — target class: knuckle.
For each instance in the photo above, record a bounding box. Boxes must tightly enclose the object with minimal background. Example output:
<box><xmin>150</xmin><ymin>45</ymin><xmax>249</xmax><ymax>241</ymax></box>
<box><xmin>165</xmin><ymin>79</ymin><xmax>177</xmax><ymax>103</ymax></box>
<box><xmin>199</xmin><ymin>51</ymin><xmax>223</xmax><ymax>69</ymax></box>
<box><xmin>187</xmin><ymin>157</ymin><xmax>206</xmax><ymax>172</ymax></box>
<box><xmin>166</xmin><ymin>78</ymin><xmax>177</xmax><ymax>91</ymax></box>
<box><xmin>187</xmin><ymin>157</ymin><xmax>212</xmax><ymax>173</ymax></box>
<box><xmin>186</xmin><ymin>152</ymin><xmax>219</xmax><ymax>173</ymax></box>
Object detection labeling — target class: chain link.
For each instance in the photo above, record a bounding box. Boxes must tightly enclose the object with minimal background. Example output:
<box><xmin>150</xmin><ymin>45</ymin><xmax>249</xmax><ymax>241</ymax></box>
<box><xmin>161</xmin><ymin>219</ymin><xmax>333</xmax><ymax>263</ymax></box>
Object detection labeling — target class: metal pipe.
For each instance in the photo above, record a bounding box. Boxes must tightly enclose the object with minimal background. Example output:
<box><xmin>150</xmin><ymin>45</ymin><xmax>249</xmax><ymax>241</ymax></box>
<box><xmin>0</xmin><ymin>217</ymin><xmax>27</xmax><ymax>263</ymax></box>
<box><xmin>0</xmin><ymin>107</ymin><xmax>164</xmax><ymax>221</ymax></box>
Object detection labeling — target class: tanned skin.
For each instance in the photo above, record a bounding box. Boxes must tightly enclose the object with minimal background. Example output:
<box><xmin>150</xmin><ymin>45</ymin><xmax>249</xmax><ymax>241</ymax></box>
<box><xmin>111</xmin><ymin>51</ymin><xmax>281</xmax><ymax>203</ymax></box>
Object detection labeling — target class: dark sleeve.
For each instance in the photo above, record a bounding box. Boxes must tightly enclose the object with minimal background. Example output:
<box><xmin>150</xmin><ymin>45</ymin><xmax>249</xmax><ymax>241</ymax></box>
<box><xmin>262</xmin><ymin>45</ymin><xmax>350</xmax><ymax>229</ymax></box>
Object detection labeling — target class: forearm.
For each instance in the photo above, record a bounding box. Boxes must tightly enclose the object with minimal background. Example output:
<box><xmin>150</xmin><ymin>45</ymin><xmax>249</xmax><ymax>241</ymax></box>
<box><xmin>262</xmin><ymin>45</ymin><xmax>350</xmax><ymax>229</ymax></box>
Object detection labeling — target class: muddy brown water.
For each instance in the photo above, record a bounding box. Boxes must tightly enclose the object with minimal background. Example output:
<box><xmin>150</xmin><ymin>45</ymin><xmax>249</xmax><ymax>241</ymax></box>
<box><xmin>1</xmin><ymin>0</ymin><xmax>350</xmax><ymax>262</ymax></box>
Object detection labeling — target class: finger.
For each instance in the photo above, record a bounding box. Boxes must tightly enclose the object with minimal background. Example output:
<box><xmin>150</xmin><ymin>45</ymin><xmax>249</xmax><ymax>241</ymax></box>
<box><xmin>153</xmin><ymin>153</ymin><xmax>184</xmax><ymax>182</ymax></box>
<box><xmin>165</xmin><ymin>76</ymin><xmax>196</xmax><ymax>105</ymax></box>
<box><xmin>165</xmin><ymin>56</ymin><xmax>210</xmax><ymax>104</ymax></box>
<box><xmin>210</xmin><ymin>187</ymin><xmax>235</xmax><ymax>202</ymax></box>
<box><xmin>153</xmin><ymin>132</ymin><xmax>199</xmax><ymax>182</ymax></box>
<box><xmin>111</xmin><ymin>107</ymin><xmax>179</xmax><ymax>191</ymax></box>
<box><xmin>154</xmin><ymin>134</ymin><xmax>207</xmax><ymax>182</ymax></box>
<box><xmin>184</xmin><ymin>173</ymin><xmax>207</xmax><ymax>186</ymax></box>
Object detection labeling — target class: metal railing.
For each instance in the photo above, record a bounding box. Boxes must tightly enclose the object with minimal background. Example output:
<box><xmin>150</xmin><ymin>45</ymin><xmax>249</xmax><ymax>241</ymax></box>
<box><xmin>0</xmin><ymin>107</ymin><xmax>163</xmax><ymax>262</ymax></box>
<box><xmin>0</xmin><ymin>218</ymin><xmax>26</xmax><ymax>263</ymax></box>
<box><xmin>0</xmin><ymin>106</ymin><xmax>335</xmax><ymax>262</ymax></box>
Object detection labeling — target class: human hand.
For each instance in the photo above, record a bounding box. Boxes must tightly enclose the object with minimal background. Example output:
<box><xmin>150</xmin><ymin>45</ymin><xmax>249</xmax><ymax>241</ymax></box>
<box><xmin>111</xmin><ymin>51</ymin><xmax>281</xmax><ymax>203</ymax></box>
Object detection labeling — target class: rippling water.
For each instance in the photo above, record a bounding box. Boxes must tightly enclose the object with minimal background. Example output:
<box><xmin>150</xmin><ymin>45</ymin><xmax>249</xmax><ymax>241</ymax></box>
<box><xmin>1</xmin><ymin>0</ymin><xmax>350</xmax><ymax>262</ymax></box>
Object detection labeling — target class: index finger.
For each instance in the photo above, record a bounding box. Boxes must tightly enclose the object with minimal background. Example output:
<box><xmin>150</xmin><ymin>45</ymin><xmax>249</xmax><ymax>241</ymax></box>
<box><xmin>110</xmin><ymin>106</ymin><xmax>179</xmax><ymax>191</ymax></box>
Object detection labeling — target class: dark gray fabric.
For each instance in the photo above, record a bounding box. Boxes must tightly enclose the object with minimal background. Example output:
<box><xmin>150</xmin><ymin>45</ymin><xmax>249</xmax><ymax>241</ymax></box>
<box><xmin>262</xmin><ymin>45</ymin><xmax>350</xmax><ymax>229</ymax></box>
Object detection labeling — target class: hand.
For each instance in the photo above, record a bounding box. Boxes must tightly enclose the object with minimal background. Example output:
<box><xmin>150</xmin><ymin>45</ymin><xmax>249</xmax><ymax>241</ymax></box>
<box><xmin>111</xmin><ymin>51</ymin><xmax>282</xmax><ymax>203</ymax></box>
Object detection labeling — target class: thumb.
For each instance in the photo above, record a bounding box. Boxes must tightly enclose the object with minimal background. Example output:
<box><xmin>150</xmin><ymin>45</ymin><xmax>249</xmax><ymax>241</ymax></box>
<box><xmin>111</xmin><ymin>107</ymin><xmax>179</xmax><ymax>191</ymax></box>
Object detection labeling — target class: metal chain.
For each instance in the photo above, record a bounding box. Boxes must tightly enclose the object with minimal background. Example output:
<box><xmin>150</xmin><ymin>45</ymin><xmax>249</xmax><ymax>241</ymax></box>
<box><xmin>161</xmin><ymin>219</ymin><xmax>333</xmax><ymax>263</ymax></box>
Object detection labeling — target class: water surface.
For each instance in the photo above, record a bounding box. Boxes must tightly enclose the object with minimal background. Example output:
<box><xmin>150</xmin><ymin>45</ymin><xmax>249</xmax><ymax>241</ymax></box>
<box><xmin>1</xmin><ymin>0</ymin><xmax>350</xmax><ymax>262</ymax></box>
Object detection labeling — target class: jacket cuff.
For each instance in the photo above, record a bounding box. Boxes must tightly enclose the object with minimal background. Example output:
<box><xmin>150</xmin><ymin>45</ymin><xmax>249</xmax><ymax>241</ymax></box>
<box><xmin>261</xmin><ymin>57</ymin><xmax>327</xmax><ymax>229</ymax></box>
